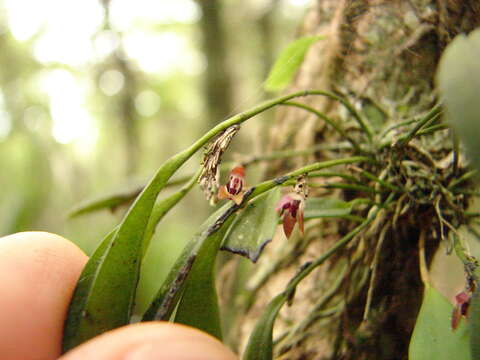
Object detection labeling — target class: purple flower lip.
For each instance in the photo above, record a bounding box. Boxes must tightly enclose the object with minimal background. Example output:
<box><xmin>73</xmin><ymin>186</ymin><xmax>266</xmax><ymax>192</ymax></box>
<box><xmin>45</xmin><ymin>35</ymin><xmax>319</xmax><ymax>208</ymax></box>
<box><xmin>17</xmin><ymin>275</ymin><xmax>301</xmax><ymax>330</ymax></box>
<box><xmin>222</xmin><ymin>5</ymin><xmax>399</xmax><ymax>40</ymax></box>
<box><xmin>276</xmin><ymin>193</ymin><xmax>305</xmax><ymax>239</ymax></box>
<box><xmin>227</xmin><ymin>176</ymin><xmax>243</xmax><ymax>195</ymax></box>
<box><xmin>218</xmin><ymin>166</ymin><xmax>246</xmax><ymax>205</ymax></box>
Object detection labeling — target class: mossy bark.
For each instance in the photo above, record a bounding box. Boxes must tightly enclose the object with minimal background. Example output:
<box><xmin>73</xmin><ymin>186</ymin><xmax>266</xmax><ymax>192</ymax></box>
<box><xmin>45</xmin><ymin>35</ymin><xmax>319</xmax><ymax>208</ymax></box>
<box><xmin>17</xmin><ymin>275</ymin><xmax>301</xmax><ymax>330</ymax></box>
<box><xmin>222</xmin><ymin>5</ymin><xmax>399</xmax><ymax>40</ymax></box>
<box><xmin>234</xmin><ymin>1</ymin><xmax>480</xmax><ymax>359</ymax></box>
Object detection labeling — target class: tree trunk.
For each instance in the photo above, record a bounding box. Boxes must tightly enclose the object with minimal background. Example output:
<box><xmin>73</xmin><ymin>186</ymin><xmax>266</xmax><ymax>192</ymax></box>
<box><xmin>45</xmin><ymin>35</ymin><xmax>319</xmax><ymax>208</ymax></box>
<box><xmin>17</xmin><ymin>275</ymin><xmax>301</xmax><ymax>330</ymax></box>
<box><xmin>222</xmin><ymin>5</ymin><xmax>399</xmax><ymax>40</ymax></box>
<box><xmin>231</xmin><ymin>1</ymin><xmax>480</xmax><ymax>359</ymax></box>
<box><xmin>197</xmin><ymin>0</ymin><xmax>234</xmax><ymax>125</ymax></box>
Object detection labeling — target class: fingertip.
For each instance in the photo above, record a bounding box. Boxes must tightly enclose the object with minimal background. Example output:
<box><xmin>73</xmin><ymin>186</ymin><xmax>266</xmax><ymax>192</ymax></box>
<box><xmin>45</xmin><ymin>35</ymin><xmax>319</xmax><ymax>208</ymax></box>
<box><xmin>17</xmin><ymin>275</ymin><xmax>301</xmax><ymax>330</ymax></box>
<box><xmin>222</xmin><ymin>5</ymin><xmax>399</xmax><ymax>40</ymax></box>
<box><xmin>60</xmin><ymin>322</ymin><xmax>237</xmax><ymax>360</ymax></box>
<box><xmin>0</xmin><ymin>231</ymin><xmax>88</xmax><ymax>360</ymax></box>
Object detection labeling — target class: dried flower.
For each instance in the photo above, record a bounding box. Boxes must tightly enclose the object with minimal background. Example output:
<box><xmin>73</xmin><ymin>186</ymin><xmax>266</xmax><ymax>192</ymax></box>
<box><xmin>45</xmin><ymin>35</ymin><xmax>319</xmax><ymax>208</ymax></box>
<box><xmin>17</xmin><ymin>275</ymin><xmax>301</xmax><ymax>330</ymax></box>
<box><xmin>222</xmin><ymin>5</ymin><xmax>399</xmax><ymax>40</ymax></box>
<box><xmin>276</xmin><ymin>192</ymin><xmax>305</xmax><ymax>239</ymax></box>
<box><xmin>451</xmin><ymin>291</ymin><xmax>471</xmax><ymax>330</ymax></box>
<box><xmin>218</xmin><ymin>165</ymin><xmax>246</xmax><ymax>205</ymax></box>
<box><xmin>198</xmin><ymin>125</ymin><xmax>240</xmax><ymax>204</ymax></box>
<box><xmin>294</xmin><ymin>174</ymin><xmax>309</xmax><ymax>198</ymax></box>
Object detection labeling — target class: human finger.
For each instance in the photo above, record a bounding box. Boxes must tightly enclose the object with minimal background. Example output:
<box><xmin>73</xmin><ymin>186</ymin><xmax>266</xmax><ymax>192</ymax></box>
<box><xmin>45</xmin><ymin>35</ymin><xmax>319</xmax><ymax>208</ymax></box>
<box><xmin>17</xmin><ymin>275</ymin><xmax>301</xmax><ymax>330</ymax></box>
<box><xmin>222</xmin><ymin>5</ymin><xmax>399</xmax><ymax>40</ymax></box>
<box><xmin>0</xmin><ymin>232</ymin><xmax>88</xmax><ymax>360</ymax></box>
<box><xmin>60</xmin><ymin>322</ymin><xmax>237</xmax><ymax>360</ymax></box>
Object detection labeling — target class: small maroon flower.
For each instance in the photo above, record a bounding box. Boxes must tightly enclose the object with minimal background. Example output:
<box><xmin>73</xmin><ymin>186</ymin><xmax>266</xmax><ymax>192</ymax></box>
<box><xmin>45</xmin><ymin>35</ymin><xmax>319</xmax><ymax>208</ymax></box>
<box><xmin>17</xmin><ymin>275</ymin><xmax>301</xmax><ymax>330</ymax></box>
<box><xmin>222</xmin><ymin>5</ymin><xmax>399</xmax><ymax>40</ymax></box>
<box><xmin>451</xmin><ymin>291</ymin><xmax>471</xmax><ymax>330</ymax></box>
<box><xmin>218</xmin><ymin>166</ymin><xmax>246</xmax><ymax>205</ymax></box>
<box><xmin>276</xmin><ymin>192</ymin><xmax>305</xmax><ymax>239</ymax></box>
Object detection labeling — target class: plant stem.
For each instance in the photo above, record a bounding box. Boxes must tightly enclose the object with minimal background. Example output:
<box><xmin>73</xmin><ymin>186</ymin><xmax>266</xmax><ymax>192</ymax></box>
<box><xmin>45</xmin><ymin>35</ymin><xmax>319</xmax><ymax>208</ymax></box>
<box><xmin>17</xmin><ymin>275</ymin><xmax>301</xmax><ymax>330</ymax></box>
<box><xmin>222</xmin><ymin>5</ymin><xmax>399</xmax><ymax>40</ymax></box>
<box><xmin>322</xmin><ymin>183</ymin><xmax>377</xmax><ymax>193</ymax></box>
<box><xmin>246</xmin><ymin>194</ymin><xmax>394</xmax><ymax>356</ymax></box>
<box><xmin>380</xmin><ymin>117</ymin><xmax>419</xmax><ymax>138</ymax></box>
<box><xmin>181</xmin><ymin>90</ymin><xmax>370</xmax><ymax>164</ymax></box>
<box><xmin>363</xmin><ymin>222</ymin><xmax>390</xmax><ymax>320</ymax></box>
<box><xmin>449</xmin><ymin>170</ymin><xmax>477</xmax><ymax>189</ymax></box>
<box><xmin>277</xmin><ymin>265</ymin><xmax>348</xmax><ymax>353</ymax></box>
<box><xmin>397</xmin><ymin>104</ymin><xmax>442</xmax><ymax>145</ymax></box>
<box><xmin>242</xmin><ymin>143</ymin><xmax>351</xmax><ymax>166</ymax></box>
<box><xmin>281</xmin><ymin>172</ymin><xmax>360</xmax><ymax>187</ymax></box>
<box><xmin>281</xmin><ymin>101</ymin><xmax>361</xmax><ymax>152</ymax></box>
<box><xmin>355</xmin><ymin>169</ymin><xmax>403</xmax><ymax>192</ymax></box>
<box><xmin>416</xmin><ymin>123</ymin><xmax>449</xmax><ymax>136</ymax></box>
<box><xmin>283</xmin><ymin>195</ymin><xmax>393</xmax><ymax>294</ymax></box>
<box><xmin>249</xmin><ymin>156</ymin><xmax>372</xmax><ymax>198</ymax></box>
<box><xmin>308</xmin><ymin>171</ymin><xmax>359</xmax><ymax>183</ymax></box>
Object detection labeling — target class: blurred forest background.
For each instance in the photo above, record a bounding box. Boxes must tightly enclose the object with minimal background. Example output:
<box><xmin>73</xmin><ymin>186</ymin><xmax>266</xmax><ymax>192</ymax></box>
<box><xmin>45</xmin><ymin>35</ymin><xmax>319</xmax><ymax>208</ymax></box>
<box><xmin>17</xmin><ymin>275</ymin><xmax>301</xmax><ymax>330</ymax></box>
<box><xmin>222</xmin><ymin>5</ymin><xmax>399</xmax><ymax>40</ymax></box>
<box><xmin>0</xmin><ymin>0</ymin><xmax>310</xmax><ymax>313</ymax></box>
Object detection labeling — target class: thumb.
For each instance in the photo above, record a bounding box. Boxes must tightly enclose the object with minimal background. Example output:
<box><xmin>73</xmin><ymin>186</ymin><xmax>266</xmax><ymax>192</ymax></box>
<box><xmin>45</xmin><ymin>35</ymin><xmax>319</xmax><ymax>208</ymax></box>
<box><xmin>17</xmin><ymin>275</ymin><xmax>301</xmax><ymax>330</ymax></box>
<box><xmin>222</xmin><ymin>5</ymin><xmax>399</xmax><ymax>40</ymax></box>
<box><xmin>60</xmin><ymin>322</ymin><xmax>237</xmax><ymax>360</ymax></box>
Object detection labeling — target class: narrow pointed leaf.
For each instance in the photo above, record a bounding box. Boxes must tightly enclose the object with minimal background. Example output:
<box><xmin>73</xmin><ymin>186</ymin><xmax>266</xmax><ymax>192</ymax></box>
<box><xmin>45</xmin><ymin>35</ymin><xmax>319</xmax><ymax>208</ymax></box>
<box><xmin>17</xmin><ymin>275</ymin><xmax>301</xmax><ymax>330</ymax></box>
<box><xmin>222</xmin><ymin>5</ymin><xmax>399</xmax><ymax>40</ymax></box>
<box><xmin>469</xmin><ymin>288</ymin><xmax>480</xmax><ymax>358</ymax></box>
<box><xmin>409</xmin><ymin>285</ymin><xmax>471</xmax><ymax>360</ymax></box>
<box><xmin>67</xmin><ymin>175</ymin><xmax>193</xmax><ymax>219</ymax></box>
<box><xmin>173</xmin><ymin>215</ymin><xmax>235</xmax><ymax>339</ymax></box>
<box><xmin>62</xmin><ymin>229</ymin><xmax>116</xmax><ymax>351</ymax></box>
<box><xmin>243</xmin><ymin>293</ymin><xmax>286</xmax><ymax>360</ymax></box>
<box><xmin>142</xmin><ymin>171</ymin><xmax>200</xmax><ymax>255</ymax></box>
<box><xmin>437</xmin><ymin>28</ymin><xmax>480</xmax><ymax>171</ymax></box>
<box><xmin>304</xmin><ymin>197</ymin><xmax>353</xmax><ymax>219</ymax></box>
<box><xmin>265</xmin><ymin>36</ymin><xmax>323</xmax><ymax>92</ymax></box>
<box><xmin>63</xmin><ymin>153</ymin><xmax>198</xmax><ymax>351</ymax></box>
<box><xmin>142</xmin><ymin>202</ymin><xmax>236</xmax><ymax>322</ymax></box>
<box><xmin>222</xmin><ymin>188</ymin><xmax>281</xmax><ymax>263</ymax></box>
<box><xmin>67</xmin><ymin>188</ymin><xmax>140</xmax><ymax>218</ymax></box>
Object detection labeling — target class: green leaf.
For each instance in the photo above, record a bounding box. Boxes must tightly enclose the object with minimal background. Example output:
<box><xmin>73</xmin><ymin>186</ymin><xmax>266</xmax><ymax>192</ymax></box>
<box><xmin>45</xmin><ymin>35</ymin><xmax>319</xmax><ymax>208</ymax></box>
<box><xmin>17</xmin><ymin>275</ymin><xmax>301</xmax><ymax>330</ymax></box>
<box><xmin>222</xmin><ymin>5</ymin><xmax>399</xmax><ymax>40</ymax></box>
<box><xmin>222</xmin><ymin>188</ymin><xmax>281</xmax><ymax>263</ymax></box>
<box><xmin>142</xmin><ymin>202</ymin><xmax>237</xmax><ymax>322</ymax></box>
<box><xmin>63</xmin><ymin>154</ymin><xmax>202</xmax><ymax>351</ymax></box>
<box><xmin>221</xmin><ymin>257</ymin><xmax>253</xmax><ymax>347</ymax></box>
<box><xmin>67</xmin><ymin>175</ymin><xmax>193</xmax><ymax>219</ymax></box>
<box><xmin>67</xmin><ymin>188</ymin><xmax>140</xmax><ymax>218</ymax></box>
<box><xmin>409</xmin><ymin>285</ymin><xmax>471</xmax><ymax>360</ymax></box>
<box><xmin>469</xmin><ymin>288</ymin><xmax>480</xmax><ymax>358</ymax></box>
<box><xmin>437</xmin><ymin>28</ymin><xmax>480</xmax><ymax>171</ymax></box>
<box><xmin>243</xmin><ymin>293</ymin><xmax>286</xmax><ymax>360</ymax></box>
<box><xmin>62</xmin><ymin>229</ymin><xmax>116</xmax><ymax>351</ymax></box>
<box><xmin>304</xmin><ymin>197</ymin><xmax>353</xmax><ymax>219</ymax></box>
<box><xmin>265</xmin><ymin>36</ymin><xmax>323</xmax><ymax>92</ymax></box>
<box><xmin>173</xmin><ymin>215</ymin><xmax>235</xmax><ymax>340</ymax></box>
<box><xmin>142</xmin><ymin>171</ymin><xmax>200</xmax><ymax>256</ymax></box>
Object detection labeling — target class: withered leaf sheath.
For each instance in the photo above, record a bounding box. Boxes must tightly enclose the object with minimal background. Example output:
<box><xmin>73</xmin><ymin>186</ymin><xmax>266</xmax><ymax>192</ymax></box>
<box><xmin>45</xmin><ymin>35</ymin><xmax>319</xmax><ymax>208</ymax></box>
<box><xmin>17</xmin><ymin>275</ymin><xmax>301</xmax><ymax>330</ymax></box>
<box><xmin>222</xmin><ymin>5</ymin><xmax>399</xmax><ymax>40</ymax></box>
<box><xmin>199</xmin><ymin>124</ymin><xmax>240</xmax><ymax>204</ymax></box>
<box><xmin>294</xmin><ymin>174</ymin><xmax>308</xmax><ymax>198</ymax></box>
